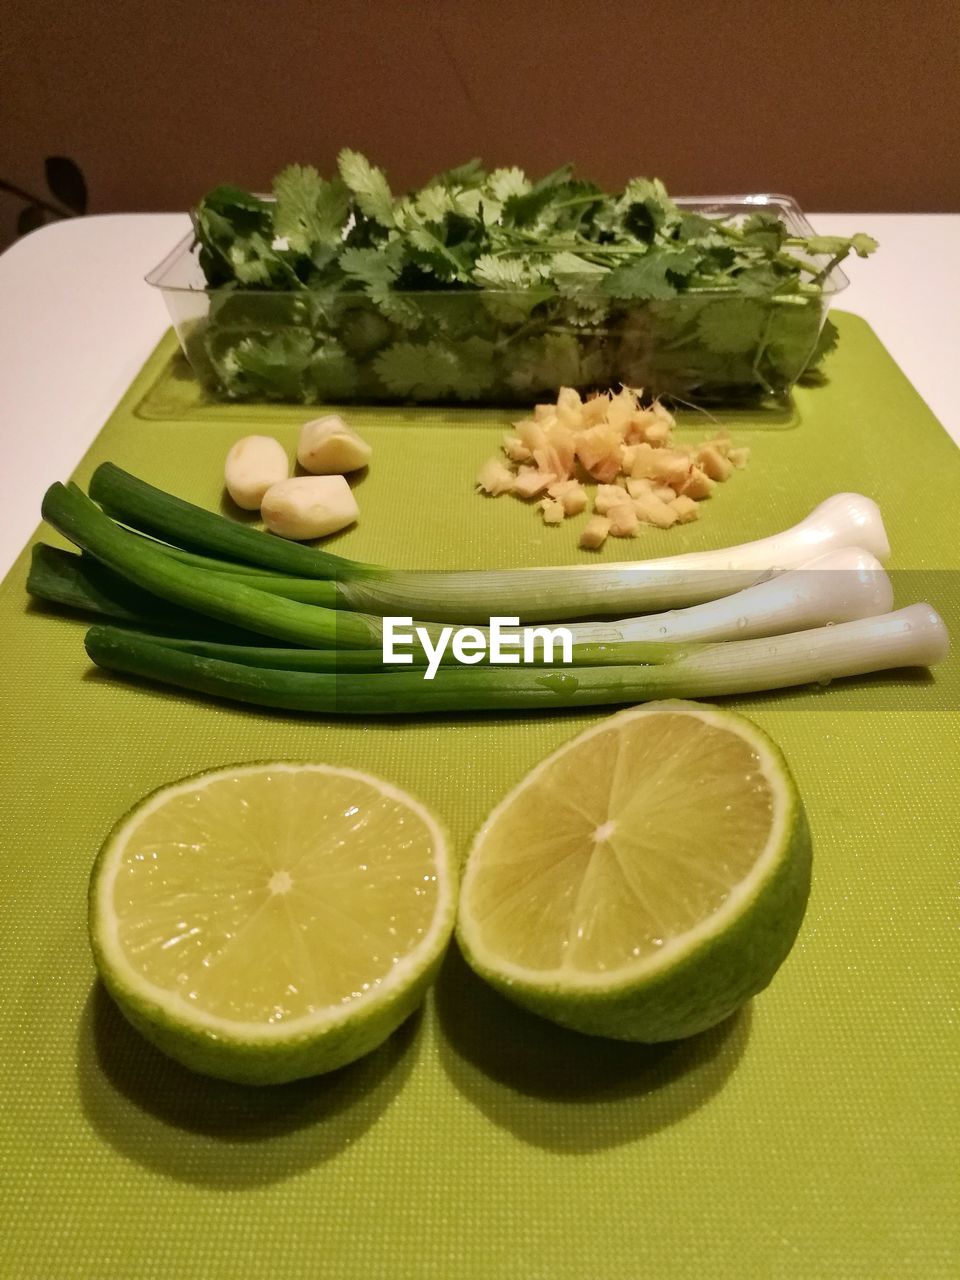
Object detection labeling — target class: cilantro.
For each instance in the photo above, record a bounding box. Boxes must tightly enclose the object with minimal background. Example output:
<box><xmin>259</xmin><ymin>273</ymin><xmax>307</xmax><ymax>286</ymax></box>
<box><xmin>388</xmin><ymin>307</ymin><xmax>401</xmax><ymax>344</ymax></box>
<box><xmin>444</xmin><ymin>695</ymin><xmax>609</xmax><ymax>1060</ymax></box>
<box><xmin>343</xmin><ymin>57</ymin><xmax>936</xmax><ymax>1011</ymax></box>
<box><xmin>549</xmin><ymin>251</ymin><xmax>607</xmax><ymax>278</ymax></box>
<box><xmin>804</xmin><ymin>233</ymin><xmax>879</xmax><ymax>259</ymax></box>
<box><xmin>336</xmin><ymin>149</ymin><xmax>395</xmax><ymax>227</ymax></box>
<box><xmin>374</xmin><ymin>341</ymin><xmax>461</xmax><ymax>399</ymax></box>
<box><xmin>191</xmin><ymin>153</ymin><xmax>876</xmax><ymax>404</ymax></box>
<box><xmin>740</xmin><ymin>212</ymin><xmax>788</xmax><ymax>254</ymax></box>
<box><xmin>618</xmin><ymin>178</ymin><xmax>679</xmax><ymax>242</ymax></box>
<box><xmin>415</xmin><ymin>185</ymin><xmax>457</xmax><ymax>224</ymax></box>
<box><xmin>697</xmin><ymin>300</ymin><xmax>767</xmax><ymax>354</ymax></box>
<box><xmin>603</xmin><ymin>247</ymin><xmax>700</xmax><ymax>301</ymax></box>
<box><xmin>426</xmin><ymin>158</ymin><xmax>485</xmax><ymax>190</ymax></box>
<box><xmin>272</xmin><ymin>165</ymin><xmax>349</xmax><ymax>256</ymax></box>
<box><xmin>213</xmin><ymin>331</ymin><xmax>314</xmax><ymax>402</ymax></box>
<box><xmin>473</xmin><ymin>255</ymin><xmax>546</xmax><ymax>289</ymax></box>
<box><xmin>338</xmin><ymin>245</ymin><xmax>399</xmax><ymax>290</ymax></box>
<box><xmin>308</xmin><ymin>341</ymin><xmax>360</xmax><ymax>399</ymax></box>
<box><xmin>193</xmin><ymin>186</ymin><xmax>288</xmax><ymax>287</ymax></box>
<box><xmin>506</xmin><ymin>334</ymin><xmax>598</xmax><ymax>396</ymax></box>
<box><xmin>812</xmin><ymin>314</ymin><xmax>840</xmax><ymax>359</ymax></box>
<box><xmin>487</xmin><ymin>167</ymin><xmax>530</xmax><ymax>202</ymax></box>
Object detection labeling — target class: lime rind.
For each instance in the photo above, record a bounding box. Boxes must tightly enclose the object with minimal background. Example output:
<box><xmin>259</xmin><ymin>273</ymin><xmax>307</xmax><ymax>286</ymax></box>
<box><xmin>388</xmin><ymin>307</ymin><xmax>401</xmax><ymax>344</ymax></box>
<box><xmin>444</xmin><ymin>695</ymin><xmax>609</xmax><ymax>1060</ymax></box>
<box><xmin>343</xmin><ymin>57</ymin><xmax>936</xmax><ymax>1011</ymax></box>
<box><xmin>89</xmin><ymin>761</ymin><xmax>456</xmax><ymax>1084</ymax></box>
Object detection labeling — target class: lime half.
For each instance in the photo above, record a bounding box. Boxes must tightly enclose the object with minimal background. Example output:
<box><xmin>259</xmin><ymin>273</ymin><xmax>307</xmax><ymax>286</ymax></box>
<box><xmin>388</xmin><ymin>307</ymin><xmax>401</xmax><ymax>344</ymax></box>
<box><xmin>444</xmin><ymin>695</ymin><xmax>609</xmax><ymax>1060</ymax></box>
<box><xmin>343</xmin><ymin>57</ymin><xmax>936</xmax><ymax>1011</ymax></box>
<box><xmin>90</xmin><ymin>762</ymin><xmax>456</xmax><ymax>1084</ymax></box>
<box><xmin>457</xmin><ymin>701</ymin><xmax>811</xmax><ymax>1041</ymax></box>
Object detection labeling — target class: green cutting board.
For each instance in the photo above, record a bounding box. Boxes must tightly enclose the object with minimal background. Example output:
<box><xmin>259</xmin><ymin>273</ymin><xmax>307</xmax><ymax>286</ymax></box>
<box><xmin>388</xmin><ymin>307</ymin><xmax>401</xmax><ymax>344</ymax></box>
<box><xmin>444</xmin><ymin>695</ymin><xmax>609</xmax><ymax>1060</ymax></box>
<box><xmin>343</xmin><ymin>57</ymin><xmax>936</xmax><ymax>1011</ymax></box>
<box><xmin>1</xmin><ymin>314</ymin><xmax>957</xmax><ymax>1279</ymax></box>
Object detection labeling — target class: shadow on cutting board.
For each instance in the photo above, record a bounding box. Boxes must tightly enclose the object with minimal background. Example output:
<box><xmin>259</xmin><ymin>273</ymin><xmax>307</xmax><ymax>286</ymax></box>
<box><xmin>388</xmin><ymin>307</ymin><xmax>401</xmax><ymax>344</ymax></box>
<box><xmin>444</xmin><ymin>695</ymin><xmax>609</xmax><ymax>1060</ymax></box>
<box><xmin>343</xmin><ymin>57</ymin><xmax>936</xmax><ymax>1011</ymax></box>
<box><xmin>433</xmin><ymin>943</ymin><xmax>750</xmax><ymax>1154</ymax></box>
<box><xmin>76</xmin><ymin>980</ymin><xmax>420</xmax><ymax>1189</ymax></box>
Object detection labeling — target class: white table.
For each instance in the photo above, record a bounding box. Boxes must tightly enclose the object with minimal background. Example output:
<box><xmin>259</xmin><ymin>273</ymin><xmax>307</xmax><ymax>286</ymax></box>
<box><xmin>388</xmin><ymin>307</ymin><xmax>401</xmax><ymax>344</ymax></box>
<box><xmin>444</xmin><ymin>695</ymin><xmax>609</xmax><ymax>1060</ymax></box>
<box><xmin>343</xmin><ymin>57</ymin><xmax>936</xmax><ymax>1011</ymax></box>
<box><xmin>1</xmin><ymin>213</ymin><xmax>958</xmax><ymax>579</ymax></box>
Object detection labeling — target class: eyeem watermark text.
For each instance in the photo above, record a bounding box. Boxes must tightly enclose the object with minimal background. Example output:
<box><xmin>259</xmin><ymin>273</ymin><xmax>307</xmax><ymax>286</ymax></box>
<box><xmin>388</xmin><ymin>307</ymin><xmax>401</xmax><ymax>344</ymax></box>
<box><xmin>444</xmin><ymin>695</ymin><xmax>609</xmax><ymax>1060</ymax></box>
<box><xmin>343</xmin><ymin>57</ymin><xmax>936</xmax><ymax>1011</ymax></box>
<box><xmin>383</xmin><ymin>616</ymin><xmax>573</xmax><ymax>680</ymax></box>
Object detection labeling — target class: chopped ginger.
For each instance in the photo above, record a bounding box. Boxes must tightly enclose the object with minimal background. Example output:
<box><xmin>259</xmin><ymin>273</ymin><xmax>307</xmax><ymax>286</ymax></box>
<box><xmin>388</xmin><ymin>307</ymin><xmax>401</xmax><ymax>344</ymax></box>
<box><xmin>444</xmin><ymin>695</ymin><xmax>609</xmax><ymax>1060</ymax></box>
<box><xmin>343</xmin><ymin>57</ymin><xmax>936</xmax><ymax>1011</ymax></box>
<box><xmin>476</xmin><ymin>457</ymin><xmax>515</xmax><ymax>496</ymax></box>
<box><xmin>517</xmin><ymin>419</ymin><xmax>548</xmax><ymax>451</ymax></box>
<box><xmin>581</xmin><ymin>394</ymin><xmax>610</xmax><ymax>426</ymax></box>
<box><xmin>594</xmin><ymin>483</ymin><xmax>629</xmax><ymax>516</ymax></box>
<box><xmin>648</xmin><ymin>450</ymin><xmax>692</xmax><ymax>488</ymax></box>
<box><xmin>633</xmin><ymin>493</ymin><xmax>679</xmax><ymax>528</ymax></box>
<box><xmin>642</xmin><ymin>421</ymin><xmax>671</xmax><ymax>445</ymax></box>
<box><xmin>679</xmin><ymin>467</ymin><xmax>716</xmax><ymax>500</ymax></box>
<box><xmin>556</xmin><ymin>386</ymin><xmax>583</xmax><ymax>431</ymax></box>
<box><xmin>502</xmin><ymin>434</ymin><xmax>532</xmax><ymax>463</ymax></box>
<box><xmin>670</xmin><ymin>494</ymin><xmax>700</xmax><ymax>523</ymax></box>
<box><xmin>538</xmin><ymin>497</ymin><xmax>565</xmax><ymax>525</ymax></box>
<box><xmin>579</xmin><ymin>514</ymin><xmax>611</xmax><ymax>549</ymax></box>
<box><xmin>608</xmin><ymin>503</ymin><xmax>639</xmax><ymax>537</ymax></box>
<box><xmin>605</xmin><ymin>388</ymin><xmax>637</xmax><ymax>433</ymax></box>
<box><xmin>548</xmin><ymin>478</ymin><xmax>588</xmax><ymax>516</ymax></box>
<box><xmin>576</xmin><ymin>425</ymin><xmax>623</xmax><ymax>483</ymax></box>
<box><xmin>513</xmin><ymin>467</ymin><xmax>554</xmax><ymax>499</ymax></box>
<box><xmin>628</xmin><ymin>443</ymin><xmax>657</xmax><ymax>479</ymax></box>
<box><xmin>696</xmin><ymin>444</ymin><xmax>734</xmax><ymax>483</ymax></box>
<box><xmin>476</xmin><ymin>385</ymin><xmax>747</xmax><ymax>542</ymax></box>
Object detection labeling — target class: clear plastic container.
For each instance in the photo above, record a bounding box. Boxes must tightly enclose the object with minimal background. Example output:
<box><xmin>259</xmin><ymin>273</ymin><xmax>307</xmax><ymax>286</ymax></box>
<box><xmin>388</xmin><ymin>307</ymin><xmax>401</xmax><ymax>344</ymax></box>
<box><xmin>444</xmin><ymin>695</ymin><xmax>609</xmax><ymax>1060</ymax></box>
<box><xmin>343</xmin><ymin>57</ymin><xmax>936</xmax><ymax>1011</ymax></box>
<box><xmin>147</xmin><ymin>194</ymin><xmax>848</xmax><ymax>406</ymax></box>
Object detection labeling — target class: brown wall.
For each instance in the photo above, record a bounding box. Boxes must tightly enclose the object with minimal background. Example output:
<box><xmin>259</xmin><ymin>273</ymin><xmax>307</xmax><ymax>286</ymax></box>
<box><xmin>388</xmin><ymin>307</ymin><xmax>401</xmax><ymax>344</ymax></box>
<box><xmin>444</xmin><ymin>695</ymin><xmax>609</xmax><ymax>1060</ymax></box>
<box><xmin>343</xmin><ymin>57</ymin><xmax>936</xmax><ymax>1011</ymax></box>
<box><xmin>3</xmin><ymin>0</ymin><xmax>958</xmax><ymax>246</ymax></box>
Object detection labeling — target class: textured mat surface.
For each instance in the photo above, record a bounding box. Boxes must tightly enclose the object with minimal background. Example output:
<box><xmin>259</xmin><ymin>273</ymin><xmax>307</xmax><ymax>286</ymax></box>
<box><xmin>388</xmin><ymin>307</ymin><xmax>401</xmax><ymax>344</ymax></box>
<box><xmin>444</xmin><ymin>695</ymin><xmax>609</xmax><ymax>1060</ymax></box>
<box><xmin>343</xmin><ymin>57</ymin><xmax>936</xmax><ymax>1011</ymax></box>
<box><xmin>1</xmin><ymin>313</ymin><xmax>957</xmax><ymax>1278</ymax></box>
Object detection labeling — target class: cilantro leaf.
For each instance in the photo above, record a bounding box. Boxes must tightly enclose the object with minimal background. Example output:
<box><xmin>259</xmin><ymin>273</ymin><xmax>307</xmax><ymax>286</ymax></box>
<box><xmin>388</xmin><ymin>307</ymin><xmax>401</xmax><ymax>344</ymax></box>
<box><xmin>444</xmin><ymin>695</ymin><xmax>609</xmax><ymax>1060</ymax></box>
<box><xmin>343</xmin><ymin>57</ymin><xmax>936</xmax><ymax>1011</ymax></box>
<box><xmin>338</xmin><ymin>245</ymin><xmax>398</xmax><ymax>289</ymax></box>
<box><xmin>741</xmin><ymin>211</ymin><xmax>788</xmax><ymax>254</ymax></box>
<box><xmin>407</xmin><ymin>215</ymin><xmax>481</xmax><ymax>284</ymax></box>
<box><xmin>618</xmin><ymin>177</ymin><xmax>679</xmax><ymax>242</ymax></box>
<box><xmin>812</xmin><ymin>314</ymin><xmax>840</xmax><ymax>359</ymax></box>
<box><xmin>415</xmin><ymin>185</ymin><xmax>456</xmax><ymax>224</ymax></box>
<box><xmin>850</xmin><ymin>233</ymin><xmax>879</xmax><ymax>258</ymax></box>
<box><xmin>272</xmin><ymin>164</ymin><xmax>349</xmax><ymax>254</ymax></box>
<box><xmin>473</xmin><ymin>255</ymin><xmax>546</xmax><ymax>289</ymax></box>
<box><xmin>502</xmin><ymin>165</ymin><xmax>574</xmax><ymax>227</ymax></box>
<box><xmin>452</xmin><ymin>337</ymin><xmax>497</xmax><ymax>398</ymax></box>
<box><xmin>214</xmin><ymin>331</ymin><xmax>314</xmax><ymax>401</ymax></box>
<box><xmin>338</xmin><ymin>244</ymin><xmax>422</xmax><ymax>327</ymax></box>
<box><xmin>675</xmin><ymin>213</ymin><xmax>723</xmax><ymax>243</ymax></box>
<box><xmin>487</xmin><ymin>167</ymin><xmax>530</xmax><ymax>201</ymax></box>
<box><xmin>373</xmin><ymin>337</ymin><xmax>498</xmax><ymax>401</ymax></box>
<box><xmin>427</xmin><ymin>158</ymin><xmax>485</xmax><ymax>189</ymax></box>
<box><xmin>505</xmin><ymin>333</ymin><xmax>603</xmax><ymax>396</ymax></box>
<box><xmin>602</xmin><ymin>247</ymin><xmax>699</xmax><ymax>301</ymax></box>
<box><xmin>734</xmin><ymin>264</ymin><xmax>794</xmax><ymax>297</ymax></box>
<box><xmin>308</xmin><ymin>340</ymin><xmax>360</xmax><ymax>399</ymax></box>
<box><xmin>374</xmin><ymin>340</ymin><xmax>462</xmax><ymax>398</ymax></box>
<box><xmin>192</xmin><ymin>186</ymin><xmax>284</xmax><ymax>286</ymax></box>
<box><xmin>696</xmin><ymin>299</ymin><xmax>767</xmax><ymax>354</ymax></box>
<box><xmin>337</xmin><ymin>149</ymin><xmax>395</xmax><ymax>227</ymax></box>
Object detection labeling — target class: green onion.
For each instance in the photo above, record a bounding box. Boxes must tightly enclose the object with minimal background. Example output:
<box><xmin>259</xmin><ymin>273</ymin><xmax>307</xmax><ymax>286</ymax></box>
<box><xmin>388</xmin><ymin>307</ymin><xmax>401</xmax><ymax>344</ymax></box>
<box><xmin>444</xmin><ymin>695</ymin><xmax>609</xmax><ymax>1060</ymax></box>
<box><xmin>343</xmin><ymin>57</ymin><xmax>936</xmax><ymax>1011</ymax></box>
<box><xmin>31</xmin><ymin>529</ymin><xmax>896</xmax><ymax>663</ymax></box>
<box><xmin>26</xmin><ymin>545</ymin><xmax>296</xmax><ymax>644</ymax></box>
<box><xmin>41</xmin><ymin>483</ymin><xmax>384</xmax><ymax>649</ymax></box>
<box><xmin>124</xmin><ymin>632</ymin><xmax>692</xmax><ymax>671</ymax></box>
<box><xmin>84</xmin><ymin>605</ymin><xmax>948</xmax><ymax>716</ymax></box>
<box><xmin>88</xmin><ymin>464</ymin><xmax>891</xmax><ymax>623</ymax></box>
<box><xmin>109</xmin><ymin>634</ymin><xmax>401</xmax><ymax>672</ymax></box>
<box><xmin>133</xmin><ymin>537</ymin><xmax>289</xmax><ymax>577</ymax></box>
<box><xmin>28</xmin><ymin>544</ymin><xmax>173</xmax><ymax>625</ymax></box>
